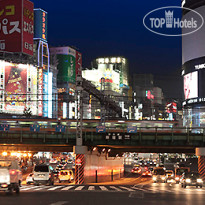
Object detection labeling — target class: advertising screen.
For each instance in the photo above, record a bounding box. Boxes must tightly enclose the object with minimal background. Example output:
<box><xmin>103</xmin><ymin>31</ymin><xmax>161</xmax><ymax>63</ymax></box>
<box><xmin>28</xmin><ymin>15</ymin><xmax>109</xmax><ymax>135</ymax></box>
<box><xmin>0</xmin><ymin>0</ymin><xmax>34</xmax><ymax>55</ymax></box>
<box><xmin>34</xmin><ymin>9</ymin><xmax>47</xmax><ymax>42</ymax></box>
<box><xmin>4</xmin><ymin>64</ymin><xmax>27</xmax><ymax>113</ymax></box>
<box><xmin>184</xmin><ymin>71</ymin><xmax>198</xmax><ymax>100</ymax></box>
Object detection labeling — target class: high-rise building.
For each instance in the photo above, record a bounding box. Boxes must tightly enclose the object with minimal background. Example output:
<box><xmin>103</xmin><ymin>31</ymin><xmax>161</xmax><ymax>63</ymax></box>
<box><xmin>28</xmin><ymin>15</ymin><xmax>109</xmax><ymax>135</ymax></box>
<box><xmin>182</xmin><ymin>0</ymin><xmax>205</xmax><ymax>131</ymax></box>
<box><xmin>82</xmin><ymin>56</ymin><xmax>130</xmax><ymax>119</ymax></box>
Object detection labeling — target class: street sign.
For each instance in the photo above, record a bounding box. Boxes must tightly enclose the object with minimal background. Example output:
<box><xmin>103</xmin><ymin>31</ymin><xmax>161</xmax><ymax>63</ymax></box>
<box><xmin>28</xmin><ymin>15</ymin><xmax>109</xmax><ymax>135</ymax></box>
<box><xmin>96</xmin><ymin>126</ymin><xmax>106</xmax><ymax>133</ymax></box>
<box><xmin>127</xmin><ymin>126</ymin><xmax>137</xmax><ymax>133</ymax></box>
<box><xmin>76</xmin><ymin>158</ymin><xmax>82</xmax><ymax>166</ymax></box>
<box><xmin>30</xmin><ymin>124</ymin><xmax>40</xmax><ymax>132</ymax></box>
<box><xmin>0</xmin><ymin>124</ymin><xmax>10</xmax><ymax>131</ymax></box>
<box><xmin>55</xmin><ymin>125</ymin><xmax>66</xmax><ymax>133</ymax></box>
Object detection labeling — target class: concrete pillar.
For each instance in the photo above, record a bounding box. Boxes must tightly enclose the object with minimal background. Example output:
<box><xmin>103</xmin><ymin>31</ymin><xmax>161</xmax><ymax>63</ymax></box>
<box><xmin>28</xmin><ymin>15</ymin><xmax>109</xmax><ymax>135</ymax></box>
<box><xmin>196</xmin><ymin>148</ymin><xmax>205</xmax><ymax>180</ymax></box>
<box><xmin>74</xmin><ymin>146</ymin><xmax>87</xmax><ymax>184</ymax></box>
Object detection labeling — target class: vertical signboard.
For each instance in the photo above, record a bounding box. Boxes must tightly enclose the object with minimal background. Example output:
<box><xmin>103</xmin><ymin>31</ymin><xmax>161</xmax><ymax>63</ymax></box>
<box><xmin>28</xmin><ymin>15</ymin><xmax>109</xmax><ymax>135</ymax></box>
<box><xmin>75</xmin><ymin>51</ymin><xmax>82</xmax><ymax>78</ymax></box>
<box><xmin>43</xmin><ymin>71</ymin><xmax>48</xmax><ymax>117</ymax></box>
<box><xmin>50</xmin><ymin>47</ymin><xmax>76</xmax><ymax>83</ymax></box>
<box><xmin>0</xmin><ymin>0</ymin><xmax>33</xmax><ymax>55</ymax></box>
<box><xmin>68</xmin><ymin>47</ymin><xmax>76</xmax><ymax>83</ymax></box>
<box><xmin>34</xmin><ymin>9</ymin><xmax>47</xmax><ymax>42</ymax></box>
<box><xmin>38</xmin><ymin>67</ymin><xmax>43</xmax><ymax>116</ymax></box>
<box><xmin>22</xmin><ymin>0</ymin><xmax>34</xmax><ymax>55</ymax></box>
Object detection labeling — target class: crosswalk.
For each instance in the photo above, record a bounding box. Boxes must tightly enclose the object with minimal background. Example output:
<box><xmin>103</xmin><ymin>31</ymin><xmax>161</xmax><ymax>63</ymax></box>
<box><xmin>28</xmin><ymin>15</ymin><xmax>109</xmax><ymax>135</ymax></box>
<box><xmin>20</xmin><ymin>184</ymin><xmax>205</xmax><ymax>194</ymax></box>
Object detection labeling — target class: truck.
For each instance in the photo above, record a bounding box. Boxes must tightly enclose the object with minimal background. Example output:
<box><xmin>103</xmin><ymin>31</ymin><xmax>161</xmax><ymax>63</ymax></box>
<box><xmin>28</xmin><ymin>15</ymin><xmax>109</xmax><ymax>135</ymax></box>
<box><xmin>0</xmin><ymin>157</ymin><xmax>22</xmax><ymax>194</ymax></box>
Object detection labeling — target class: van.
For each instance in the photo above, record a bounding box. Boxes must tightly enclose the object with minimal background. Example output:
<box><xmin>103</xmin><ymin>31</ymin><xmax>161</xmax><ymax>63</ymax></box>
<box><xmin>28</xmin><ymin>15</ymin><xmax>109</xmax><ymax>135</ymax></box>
<box><xmin>33</xmin><ymin>164</ymin><xmax>54</xmax><ymax>185</ymax></box>
<box><xmin>152</xmin><ymin>167</ymin><xmax>166</xmax><ymax>183</ymax></box>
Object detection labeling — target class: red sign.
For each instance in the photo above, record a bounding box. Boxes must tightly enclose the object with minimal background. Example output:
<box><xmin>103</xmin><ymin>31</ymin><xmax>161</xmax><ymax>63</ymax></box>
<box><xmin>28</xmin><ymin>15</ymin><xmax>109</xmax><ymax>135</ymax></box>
<box><xmin>22</xmin><ymin>0</ymin><xmax>34</xmax><ymax>55</ymax></box>
<box><xmin>38</xmin><ymin>67</ymin><xmax>43</xmax><ymax>116</ymax></box>
<box><xmin>0</xmin><ymin>0</ymin><xmax>34</xmax><ymax>55</ymax></box>
<box><xmin>76</xmin><ymin>158</ymin><xmax>81</xmax><ymax>165</ymax></box>
<box><xmin>75</xmin><ymin>51</ymin><xmax>82</xmax><ymax>78</ymax></box>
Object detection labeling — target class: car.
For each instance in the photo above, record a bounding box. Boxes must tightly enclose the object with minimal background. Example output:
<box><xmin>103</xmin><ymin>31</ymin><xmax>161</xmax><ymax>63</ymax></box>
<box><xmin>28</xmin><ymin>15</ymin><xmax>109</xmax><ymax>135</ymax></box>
<box><xmin>131</xmin><ymin>167</ymin><xmax>142</xmax><ymax>174</ymax></box>
<box><xmin>33</xmin><ymin>164</ymin><xmax>54</xmax><ymax>185</ymax></box>
<box><xmin>0</xmin><ymin>157</ymin><xmax>22</xmax><ymax>194</ymax></box>
<box><xmin>175</xmin><ymin>167</ymin><xmax>190</xmax><ymax>183</ymax></box>
<box><xmin>58</xmin><ymin>170</ymin><xmax>74</xmax><ymax>183</ymax></box>
<box><xmin>152</xmin><ymin>167</ymin><xmax>166</xmax><ymax>183</ymax></box>
<box><xmin>181</xmin><ymin>172</ymin><xmax>203</xmax><ymax>188</ymax></box>
<box><xmin>26</xmin><ymin>173</ymin><xmax>34</xmax><ymax>185</ymax></box>
<box><xmin>165</xmin><ymin>170</ymin><xmax>175</xmax><ymax>183</ymax></box>
<box><xmin>52</xmin><ymin>170</ymin><xmax>59</xmax><ymax>179</ymax></box>
<box><xmin>142</xmin><ymin>170</ymin><xmax>152</xmax><ymax>177</ymax></box>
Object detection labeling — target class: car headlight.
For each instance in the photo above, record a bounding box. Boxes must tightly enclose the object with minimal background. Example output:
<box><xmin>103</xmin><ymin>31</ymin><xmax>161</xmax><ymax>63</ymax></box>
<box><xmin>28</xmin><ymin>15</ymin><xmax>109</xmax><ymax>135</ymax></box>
<box><xmin>153</xmin><ymin>176</ymin><xmax>157</xmax><ymax>181</ymax></box>
<box><xmin>186</xmin><ymin>179</ymin><xmax>191</xmax><ymax>183</ymax></box>
<box><xmin>197</xmin><ymin>179</ymin><xmax>203</xmax><ymax>183</ymax></box>
<box><xmin>175</xmin><ymin>177</ymin><xmax>179</xmax><ymax>181</ymax></box>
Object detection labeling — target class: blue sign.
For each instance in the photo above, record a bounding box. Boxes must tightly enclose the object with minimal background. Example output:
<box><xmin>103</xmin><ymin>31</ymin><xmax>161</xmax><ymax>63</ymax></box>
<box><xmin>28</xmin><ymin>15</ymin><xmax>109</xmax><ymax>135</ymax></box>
<box><xmin>56</xmin><ymin>125</ymin><xmax>66</xmax><ymax>133</ymax></box>
<box><xmin>127</xmin><ymin>126</ymin><xmax>137</xmax><ymax>133</ymax></box>
<box><xmin>96</xmin><ymin>126</ymin><xmax>106</xmax><ymax>133</ymax></box>
<box><xmin>30</xmin><ymin>125</ymin><xmax>40</xmax><ymax>132</ymax></box>
<box><xmin>0</xmin><ymin>124</ymin><xmax>10</xmax><ymax>131</ymax></box>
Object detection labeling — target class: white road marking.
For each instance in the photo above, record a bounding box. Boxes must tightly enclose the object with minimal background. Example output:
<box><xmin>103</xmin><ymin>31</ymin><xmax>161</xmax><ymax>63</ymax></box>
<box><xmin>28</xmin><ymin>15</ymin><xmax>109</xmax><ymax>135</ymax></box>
<box><xmin>109</xmin><ymin>186</ymin><xmax>122</xmax><ymax>191</ymax></box>
<box><xmin>61</xmin><ymin>186</ymin><xmax>74</xmax><ymax>191</ymax></box>
<box><xmin>132</xmin><ymin>186</ymin><xmax>149</xmax><ymax>192</ymax></box>
<box><xmin>99</xmin><ymin>186</ymin><xmax>108</xmax><ymax>191</ymax></box>
<box><xmin>21</xmin><ymin>186</ymin><xmax>36</xmax><ymax>191</ymax></box>
<box><xmin>88</xmin><ymin>186</ymin><xmax>95</xmax><ymax>190</ymax></box>
<box><xmin>119</xmin><ymin>186</ymin><xmax>135</xmax><ymax>192</ymax></box>
<box><xmin>74</xmin><ymin>186</ymin><xmax>84</xmax><ymax>190</ymax></box>
<box><xmin>48</xmin><ymin>186</ymin><xmax>64</xmax><ymax>191</ymax></box>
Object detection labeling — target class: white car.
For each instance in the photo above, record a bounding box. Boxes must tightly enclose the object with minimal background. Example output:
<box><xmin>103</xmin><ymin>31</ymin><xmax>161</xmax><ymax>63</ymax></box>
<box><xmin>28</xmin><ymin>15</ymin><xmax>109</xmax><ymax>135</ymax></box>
<box><xmin>0</xmin><ymin>157</ymin><xmax>22</xmax><ymax>193</ymax></box>
<box><xmin>26</xmin><ymin>173</ymin><xmax>33</xmax><ymax>184</ymax></box>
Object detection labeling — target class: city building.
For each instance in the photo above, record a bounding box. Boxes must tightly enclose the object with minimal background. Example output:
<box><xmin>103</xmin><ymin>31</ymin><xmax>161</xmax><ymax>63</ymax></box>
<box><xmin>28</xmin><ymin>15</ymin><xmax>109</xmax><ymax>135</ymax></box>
<box><xmin>182</xmin><ymin>0</ymin><xmax>205</xmax><ymax>130</ymax></box>
<box><xmin>33</xmin><ymin>8</ymin><xmax>58</xmax><ymax>118</ymax></box>
<box><xmin>50</xmin><ymin>46</ymin><xmax>82</xmax><ymax>119</ymax></box>
<box><xmin>82</xmin><ymin>56</ymin><xmax>130</xmax><ymax>119</ymax></box>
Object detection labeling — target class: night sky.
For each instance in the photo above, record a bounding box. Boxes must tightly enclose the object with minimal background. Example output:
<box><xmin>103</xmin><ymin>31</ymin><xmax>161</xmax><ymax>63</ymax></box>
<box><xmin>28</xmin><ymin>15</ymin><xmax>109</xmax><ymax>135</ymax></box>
<box><xmin>31</xmin><ymin>0</ymin><xmax>182</xmax><ymax>79</ymax></box>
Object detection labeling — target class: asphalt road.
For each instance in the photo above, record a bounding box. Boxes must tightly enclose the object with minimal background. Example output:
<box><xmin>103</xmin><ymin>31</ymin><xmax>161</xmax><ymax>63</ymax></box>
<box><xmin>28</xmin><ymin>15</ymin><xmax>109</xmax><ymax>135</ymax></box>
<box><xmin>1</xmin><ymin>183</ymin><xmax>205</xmax><ymax>205</ymax></box>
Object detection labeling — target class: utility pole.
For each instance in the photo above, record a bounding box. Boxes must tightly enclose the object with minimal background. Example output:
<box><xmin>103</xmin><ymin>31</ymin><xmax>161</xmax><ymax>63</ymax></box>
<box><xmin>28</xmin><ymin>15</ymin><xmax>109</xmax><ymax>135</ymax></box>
<box><xmin>76</xmin><ymin>75</ymin><xmax>83</xmax><ymax>146</ymax></box>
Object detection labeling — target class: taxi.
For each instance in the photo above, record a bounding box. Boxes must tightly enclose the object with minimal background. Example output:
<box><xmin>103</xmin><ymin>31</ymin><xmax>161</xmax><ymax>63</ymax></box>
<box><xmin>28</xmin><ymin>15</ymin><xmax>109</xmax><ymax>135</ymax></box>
<box><xmin>58</xmin><ymin>170</ymin><xmax>74</xmax><ymax>183</ymax></box>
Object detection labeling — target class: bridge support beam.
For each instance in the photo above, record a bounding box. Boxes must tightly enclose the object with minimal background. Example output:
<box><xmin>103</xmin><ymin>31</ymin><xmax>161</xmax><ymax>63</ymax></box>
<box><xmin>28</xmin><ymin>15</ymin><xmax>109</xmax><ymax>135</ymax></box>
<box><xmin>196</xmin><ymin>147</ymin><xmax>205</xmax><ymax>180</ymax></box>
<box><xmin>73</xmin><ymin>146</ymin><xmax>124</xmax><ymax>184</ymax></box>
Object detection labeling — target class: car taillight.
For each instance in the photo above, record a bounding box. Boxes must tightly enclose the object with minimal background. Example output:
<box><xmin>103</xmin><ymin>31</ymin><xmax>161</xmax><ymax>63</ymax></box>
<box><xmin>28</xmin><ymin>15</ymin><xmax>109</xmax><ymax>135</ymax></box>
<box><xmin>10</xmin><ymin>170</ymin><xmax>16</xmax><ymax>175</ymax></box>
<box><xmin>131</xmin><ymin>170</ymin><xmax>134</xmax><ymax>172</ymax></box>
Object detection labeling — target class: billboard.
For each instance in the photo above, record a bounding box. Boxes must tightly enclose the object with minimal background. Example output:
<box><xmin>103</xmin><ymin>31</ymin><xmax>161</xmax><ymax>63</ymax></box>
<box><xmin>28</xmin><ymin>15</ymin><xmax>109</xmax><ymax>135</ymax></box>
<box><xmin>4</xmin><ymin>65</ymin><xmax>27</xmax><ymax>113</ymax></box>
<box><xmin>23</xmin><ymin>0</ymin><xmax>34</xmax><ymax>55</ymax></box>
<box><xmin>50</xmin><ymin>47</ymin><xmax>76</xmax><ymax>83</ymax></box>
<box><xmin>0</xmin><ymin>0</ymin><xmax>34</xmax><ymax>55</ymax></box>
<box><xmin>38</xmin><ymin>67</ymin><xmax>43</xmax><ymax>116</ymax></box>
<box><xmin>34</xmin><ymin>9</ymin><xmax>47</xmax><ymax>42</ymax></box>
<box><xmin>184</xmin><ymin>71</ymin><xmax>198</xmax><ymax>100</ymax></box>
